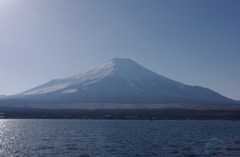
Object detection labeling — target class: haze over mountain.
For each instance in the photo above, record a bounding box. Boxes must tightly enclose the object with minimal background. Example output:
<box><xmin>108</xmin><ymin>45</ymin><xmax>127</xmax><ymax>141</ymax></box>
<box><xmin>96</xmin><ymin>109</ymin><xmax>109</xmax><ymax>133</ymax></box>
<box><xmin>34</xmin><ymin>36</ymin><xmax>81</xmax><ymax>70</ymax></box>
<box><xmin>1</xmin><ymin>58</ymin><xmax>238</xmax><ymax>108</ymax></box>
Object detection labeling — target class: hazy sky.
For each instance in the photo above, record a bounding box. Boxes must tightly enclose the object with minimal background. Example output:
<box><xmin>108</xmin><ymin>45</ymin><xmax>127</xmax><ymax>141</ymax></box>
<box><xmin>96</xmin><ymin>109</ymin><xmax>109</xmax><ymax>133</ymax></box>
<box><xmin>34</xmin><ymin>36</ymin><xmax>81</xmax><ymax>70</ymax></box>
<box><xmin>0</xmin><ymin>0</ymin><xmax>240</xmax><ymax>100</ymax></box>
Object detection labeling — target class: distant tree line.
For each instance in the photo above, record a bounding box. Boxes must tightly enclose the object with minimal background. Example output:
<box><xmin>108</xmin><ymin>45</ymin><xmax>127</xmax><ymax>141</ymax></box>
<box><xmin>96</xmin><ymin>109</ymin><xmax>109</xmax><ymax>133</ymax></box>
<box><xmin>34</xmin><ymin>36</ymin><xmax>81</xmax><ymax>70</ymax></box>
<box><xmin>0</xmin><ymin>107</ymin><xmax>240</xmax><ymax>120</ymax></box>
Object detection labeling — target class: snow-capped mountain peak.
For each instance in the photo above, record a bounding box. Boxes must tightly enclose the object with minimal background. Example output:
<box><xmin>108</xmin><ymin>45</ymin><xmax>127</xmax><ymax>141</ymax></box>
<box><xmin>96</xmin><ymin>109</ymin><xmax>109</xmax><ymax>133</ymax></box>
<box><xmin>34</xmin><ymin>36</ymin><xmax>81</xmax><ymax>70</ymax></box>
<box><xmin>21</xmin><ymin>58</ymin><xmax>183</xmax><ymax>95</ymax></box>
<box><xmin>14</xmin><ymin>58</ymin><xmax>236</xmax><ymax>106</ymax></box>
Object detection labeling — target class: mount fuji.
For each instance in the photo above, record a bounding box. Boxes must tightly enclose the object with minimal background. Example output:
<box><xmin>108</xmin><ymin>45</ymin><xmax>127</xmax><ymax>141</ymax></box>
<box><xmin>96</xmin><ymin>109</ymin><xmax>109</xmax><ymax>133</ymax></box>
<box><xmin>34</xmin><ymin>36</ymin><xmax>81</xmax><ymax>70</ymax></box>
<box><xmin>1</xmin><ymin>58</ymin><xmax>238</xmax><ymax>107</ymax></box>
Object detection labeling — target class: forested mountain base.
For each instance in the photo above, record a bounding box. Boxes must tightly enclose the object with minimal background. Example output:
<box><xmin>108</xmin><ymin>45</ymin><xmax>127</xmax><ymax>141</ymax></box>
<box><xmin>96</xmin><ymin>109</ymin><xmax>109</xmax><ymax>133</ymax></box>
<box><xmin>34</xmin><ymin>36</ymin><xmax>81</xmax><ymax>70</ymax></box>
<box><xmin>1</xmin><ymin>107</ymin><xmax>240</xmax><ymax>120</ymax></box>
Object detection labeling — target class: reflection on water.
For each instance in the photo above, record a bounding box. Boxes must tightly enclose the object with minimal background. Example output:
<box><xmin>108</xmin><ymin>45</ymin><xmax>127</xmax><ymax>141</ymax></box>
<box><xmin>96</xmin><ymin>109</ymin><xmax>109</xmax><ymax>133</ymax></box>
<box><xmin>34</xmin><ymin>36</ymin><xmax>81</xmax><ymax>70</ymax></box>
<box><xmin>0</xmin><ymin>120</ymin><xmax>239</xmax><ymax>157</ymax></box>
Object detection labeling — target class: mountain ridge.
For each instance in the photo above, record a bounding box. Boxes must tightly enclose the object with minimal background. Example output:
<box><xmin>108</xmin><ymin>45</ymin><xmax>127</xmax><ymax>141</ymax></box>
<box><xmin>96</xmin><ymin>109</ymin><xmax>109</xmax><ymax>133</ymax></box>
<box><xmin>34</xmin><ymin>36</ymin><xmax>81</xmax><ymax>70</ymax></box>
<box><xmin>1</xmin><ymin>58</ymin><xmax>238</xmax><ymax>107</ymax></box>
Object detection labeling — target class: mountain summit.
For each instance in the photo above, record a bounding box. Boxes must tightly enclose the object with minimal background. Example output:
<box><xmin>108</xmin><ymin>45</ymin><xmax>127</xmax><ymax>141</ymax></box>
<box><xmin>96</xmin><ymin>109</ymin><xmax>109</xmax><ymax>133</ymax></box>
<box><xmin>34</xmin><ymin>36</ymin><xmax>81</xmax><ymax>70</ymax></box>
<box><xmin>21</xmin><ymin>58</ymin><xmax>184</xmax><ymax>96</ymax></box>
<box><xmin>5</xmin><ymin>58</ymin><xmax>237</xmax><ymax>105</ymax></box>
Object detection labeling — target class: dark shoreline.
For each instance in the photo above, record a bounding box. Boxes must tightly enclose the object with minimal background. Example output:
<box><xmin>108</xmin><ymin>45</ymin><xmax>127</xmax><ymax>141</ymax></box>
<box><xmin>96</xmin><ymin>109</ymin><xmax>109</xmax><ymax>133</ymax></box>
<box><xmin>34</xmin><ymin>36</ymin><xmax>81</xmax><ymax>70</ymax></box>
<box><xmin>0</xmin><ymin>107</ymin><xmax>240</xmax><ymax>120</ymax></box>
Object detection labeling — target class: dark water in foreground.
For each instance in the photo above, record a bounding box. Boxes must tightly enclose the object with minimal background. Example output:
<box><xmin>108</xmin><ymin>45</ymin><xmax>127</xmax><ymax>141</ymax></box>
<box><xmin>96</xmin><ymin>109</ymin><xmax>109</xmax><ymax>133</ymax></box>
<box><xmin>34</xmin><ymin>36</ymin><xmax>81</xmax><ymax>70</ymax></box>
<box><xmin>0</xmin><ymin>120</ymin><xmax>240</xmax><ymax>157</ymax></box>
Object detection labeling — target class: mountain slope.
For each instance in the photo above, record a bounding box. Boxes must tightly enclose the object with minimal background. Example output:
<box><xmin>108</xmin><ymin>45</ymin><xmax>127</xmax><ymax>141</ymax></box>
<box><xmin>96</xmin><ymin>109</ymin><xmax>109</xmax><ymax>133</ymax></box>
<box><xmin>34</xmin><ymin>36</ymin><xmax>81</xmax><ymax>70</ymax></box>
<box><xmin>2</xmin><ymin>58</ymin><xmax>238</xmax><ymax>105</ymax></box>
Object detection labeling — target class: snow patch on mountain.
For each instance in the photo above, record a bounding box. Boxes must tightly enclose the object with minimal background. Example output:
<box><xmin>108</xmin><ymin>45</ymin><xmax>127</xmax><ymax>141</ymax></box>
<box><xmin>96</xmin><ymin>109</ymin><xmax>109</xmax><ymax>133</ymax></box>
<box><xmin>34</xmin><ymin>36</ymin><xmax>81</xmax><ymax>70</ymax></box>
<box><xmin>128</xmin><ymin>82</ymin><xmax>143</xmax><ymax>92</ymax></box>
<box><xmin>62</xmin><ymin>88</ymin><xmax>78</xmax><ymax>94</ymax></box>
<box><xmin>24</xmin><ymin>83</ymin><xmax>69</xmax><ymax>95</ymax></box>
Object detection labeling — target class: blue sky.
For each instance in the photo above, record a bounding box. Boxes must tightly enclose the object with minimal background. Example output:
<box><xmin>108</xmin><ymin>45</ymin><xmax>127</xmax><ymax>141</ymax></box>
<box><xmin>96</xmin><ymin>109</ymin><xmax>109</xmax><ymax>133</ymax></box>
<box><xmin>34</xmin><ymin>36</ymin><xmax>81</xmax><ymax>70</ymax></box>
<box><xmin>0</xmin><ymin>0</ymin><xmax>240</xmax><ymax>100</ymax></box>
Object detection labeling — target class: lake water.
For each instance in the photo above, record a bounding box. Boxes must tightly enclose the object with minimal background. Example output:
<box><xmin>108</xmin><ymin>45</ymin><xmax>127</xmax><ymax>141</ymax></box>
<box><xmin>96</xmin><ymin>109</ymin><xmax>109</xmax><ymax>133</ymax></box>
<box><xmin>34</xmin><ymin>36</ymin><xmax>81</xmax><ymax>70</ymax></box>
<box><xmin>0</xmin><ymin>120</ymin><xmax>239</xmax><ymax>157</ymax></box>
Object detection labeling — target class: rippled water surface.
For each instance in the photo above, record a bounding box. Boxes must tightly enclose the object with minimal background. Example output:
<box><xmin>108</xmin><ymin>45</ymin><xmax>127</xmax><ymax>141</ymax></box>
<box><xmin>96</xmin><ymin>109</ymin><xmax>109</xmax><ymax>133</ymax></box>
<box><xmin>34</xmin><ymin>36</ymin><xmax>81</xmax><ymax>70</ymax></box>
<box><xmin>0</xmin><ymin>120</ymin><xmax>239</xmax><ymax>157</ymax></box>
